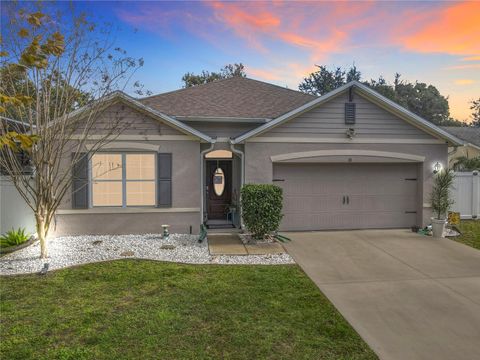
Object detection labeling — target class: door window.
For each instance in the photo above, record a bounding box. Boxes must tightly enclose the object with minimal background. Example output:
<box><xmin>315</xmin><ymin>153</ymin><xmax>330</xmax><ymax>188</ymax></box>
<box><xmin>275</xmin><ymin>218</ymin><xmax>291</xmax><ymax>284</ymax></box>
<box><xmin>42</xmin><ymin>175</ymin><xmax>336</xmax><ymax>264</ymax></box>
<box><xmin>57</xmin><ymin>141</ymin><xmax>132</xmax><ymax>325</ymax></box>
<box><xmin>213</xmin><ymin>168</ymin><xmax>225</xmax><ymax>196</ymax></box>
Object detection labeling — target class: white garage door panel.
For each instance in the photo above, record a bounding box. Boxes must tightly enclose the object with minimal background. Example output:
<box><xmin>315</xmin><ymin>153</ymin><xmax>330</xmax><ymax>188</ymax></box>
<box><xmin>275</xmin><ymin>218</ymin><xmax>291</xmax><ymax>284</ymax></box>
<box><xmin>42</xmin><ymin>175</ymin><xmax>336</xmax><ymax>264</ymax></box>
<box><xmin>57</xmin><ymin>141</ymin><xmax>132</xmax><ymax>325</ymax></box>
<box><xmin>274</xmin><ymin>163</ymin><xmax>419</xmax><ymax>231</ymax></box>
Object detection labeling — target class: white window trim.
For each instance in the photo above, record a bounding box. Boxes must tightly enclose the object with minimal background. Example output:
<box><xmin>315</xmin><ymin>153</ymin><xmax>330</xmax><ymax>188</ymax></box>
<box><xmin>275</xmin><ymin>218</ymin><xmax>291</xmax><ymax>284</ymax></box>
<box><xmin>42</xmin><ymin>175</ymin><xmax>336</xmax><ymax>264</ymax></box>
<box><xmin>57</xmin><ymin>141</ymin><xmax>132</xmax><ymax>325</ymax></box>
<box><xmin>90</xmin><ymin>151</ymin><xmax>157</xmax><ymax>208</ymax></box>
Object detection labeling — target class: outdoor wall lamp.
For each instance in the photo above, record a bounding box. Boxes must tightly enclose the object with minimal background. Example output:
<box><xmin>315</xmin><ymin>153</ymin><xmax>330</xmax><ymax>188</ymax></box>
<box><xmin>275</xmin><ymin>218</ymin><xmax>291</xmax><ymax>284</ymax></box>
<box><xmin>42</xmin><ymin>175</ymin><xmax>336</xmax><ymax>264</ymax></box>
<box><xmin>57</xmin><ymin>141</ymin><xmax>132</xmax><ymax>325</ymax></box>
<box><xmin>433</xmin><ymin>162</ymin><xmax>442</xmax><ymax>174</ymax></box>
<box><xmin>346</xmin><ymin>128</ymin><xmax>356</xmax><ymax>139</ymax></box>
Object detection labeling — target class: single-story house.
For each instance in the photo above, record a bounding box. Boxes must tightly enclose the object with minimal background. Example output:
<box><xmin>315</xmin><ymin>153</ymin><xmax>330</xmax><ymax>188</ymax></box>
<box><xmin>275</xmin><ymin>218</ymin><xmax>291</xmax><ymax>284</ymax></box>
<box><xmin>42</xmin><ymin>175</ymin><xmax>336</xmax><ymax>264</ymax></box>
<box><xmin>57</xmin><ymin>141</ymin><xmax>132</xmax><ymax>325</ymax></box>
<box><xmin>53</xmin><ymin>77</ymin><xmax>463</xmax><ymax>235</ymax></box>
<box><xmin>441</xmin><ymin>126</ymin><xmax>480</xmax><ymax>168</ymax></box>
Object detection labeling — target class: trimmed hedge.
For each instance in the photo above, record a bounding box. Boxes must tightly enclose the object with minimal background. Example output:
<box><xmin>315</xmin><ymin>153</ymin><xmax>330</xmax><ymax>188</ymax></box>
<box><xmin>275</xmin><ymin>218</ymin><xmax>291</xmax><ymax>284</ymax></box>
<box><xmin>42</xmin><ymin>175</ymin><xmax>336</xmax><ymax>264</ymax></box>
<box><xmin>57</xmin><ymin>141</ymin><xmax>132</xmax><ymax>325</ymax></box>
<box><xmin>241</xmin><ymin>184</ymin><xmax>283</xmax><ymax>239</ymax></box>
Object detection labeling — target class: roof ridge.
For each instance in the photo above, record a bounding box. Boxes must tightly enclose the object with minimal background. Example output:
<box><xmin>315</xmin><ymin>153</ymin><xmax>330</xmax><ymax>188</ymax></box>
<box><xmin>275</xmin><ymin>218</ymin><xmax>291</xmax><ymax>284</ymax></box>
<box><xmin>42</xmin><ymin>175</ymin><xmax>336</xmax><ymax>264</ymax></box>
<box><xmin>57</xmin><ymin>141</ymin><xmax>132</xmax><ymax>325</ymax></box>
<box><xmin>139</xmin><ymin>76</ymin><xmax>316</xmax><ymax>101</ymax></box>
<box><xmin>139</xmin><ymin>76</ymin><xmax>246</xmax><ymax>101</ymax></box>
<box><xmin>442</xmin><ymin>125</ymin><xmax>477</xmax><ymax>129</ymax></box>
<box><xmin>241</xmin><ymin>76</ymin><xmax>317</xmax><ymax>98</ymax></box>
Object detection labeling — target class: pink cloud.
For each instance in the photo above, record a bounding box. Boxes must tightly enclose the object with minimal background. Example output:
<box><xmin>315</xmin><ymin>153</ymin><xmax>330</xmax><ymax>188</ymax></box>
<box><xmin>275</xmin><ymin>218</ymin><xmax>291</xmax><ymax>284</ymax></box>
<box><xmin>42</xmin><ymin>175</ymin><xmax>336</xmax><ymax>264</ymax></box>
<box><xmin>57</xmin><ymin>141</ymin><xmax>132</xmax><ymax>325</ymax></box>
<box><xmin>204</xmin><ymin>1</ymin><xmax>377</xmax><ymax>62</ymax></box>
<box><xmin>116</xmin><ymin>0</ymin><xmax>480</xmax><ymax>93</ymax></box>
<box><xmin>447</xmin><ymin>64</ymin><xmax>480</xmax><ymax>70</ymax></box>
<box><xmin>397</xmin><ymin>2</ymin><xmax>480</xmax><ymax>57</ymax></box>
<box><xmin>454</xmin><ymin>79</ymin><xmax>475</xmax><ymax>85</ymax></box>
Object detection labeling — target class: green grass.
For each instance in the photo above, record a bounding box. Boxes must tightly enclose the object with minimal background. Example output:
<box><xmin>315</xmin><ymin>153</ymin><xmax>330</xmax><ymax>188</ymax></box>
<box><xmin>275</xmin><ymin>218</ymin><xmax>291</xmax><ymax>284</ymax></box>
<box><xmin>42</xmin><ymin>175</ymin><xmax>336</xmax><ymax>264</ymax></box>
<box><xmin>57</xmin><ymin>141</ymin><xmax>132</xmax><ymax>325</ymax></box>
<box><xmin>454</xmin><ymin>220</ymin><xmax>480</xmax><ymax>250</ymax></box>
<box><xmin>0</xmin><ymin>260</ymin><xmax>377</xmax><ymax>360</ymax></box>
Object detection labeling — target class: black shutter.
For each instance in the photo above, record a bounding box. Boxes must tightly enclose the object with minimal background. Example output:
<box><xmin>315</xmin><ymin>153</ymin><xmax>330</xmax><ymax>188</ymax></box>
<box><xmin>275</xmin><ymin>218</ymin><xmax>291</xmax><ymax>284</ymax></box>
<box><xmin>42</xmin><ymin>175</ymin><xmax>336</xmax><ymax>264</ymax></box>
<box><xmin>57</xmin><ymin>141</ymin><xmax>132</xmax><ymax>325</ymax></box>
<box><xmin>157</xmin><ymin>153</ymin><xmax>172</xmax><ymax>207</ymax></box>
<box><xmin>72</xmin><ymin>153</ymin><xmax>89</xmax><ymax>209</ymax></box>
<box><xmin>345</xmin><ymin>103</ymin><xmax>356</xmax><ymax>124</ymax></box>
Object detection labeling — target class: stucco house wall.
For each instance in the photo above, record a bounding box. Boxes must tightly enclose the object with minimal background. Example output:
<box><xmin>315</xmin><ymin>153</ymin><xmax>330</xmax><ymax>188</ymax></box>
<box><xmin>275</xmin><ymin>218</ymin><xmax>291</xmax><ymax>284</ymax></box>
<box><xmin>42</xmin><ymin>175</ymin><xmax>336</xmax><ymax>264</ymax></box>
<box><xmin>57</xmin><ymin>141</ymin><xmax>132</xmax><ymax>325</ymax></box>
<box><xmin>244</xmin><ymin>142</ymin><xmax>447</xmax><ymax>226</ymax></box>
<box><xmin>242</xmin><ymin>88</ymin><xmax>450</xmax><ymax>227</ymax></box>
<box><xmin>52</xmin><ymin>102</ymin><xmax>203</xmax><ymax>236</ymax></box>
<box><xmin>45</xmin><ymin>78</ymin><xmax>458</xmax><ymax>235</ymax></box>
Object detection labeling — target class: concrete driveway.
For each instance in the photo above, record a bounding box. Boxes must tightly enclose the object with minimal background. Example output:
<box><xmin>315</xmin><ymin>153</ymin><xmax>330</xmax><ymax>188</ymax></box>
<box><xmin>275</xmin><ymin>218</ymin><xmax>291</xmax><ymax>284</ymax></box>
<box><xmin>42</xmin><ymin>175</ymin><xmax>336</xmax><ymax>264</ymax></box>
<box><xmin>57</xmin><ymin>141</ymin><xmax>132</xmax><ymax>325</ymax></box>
<box><xmin>284</xmin><ymin>229</ymin><xmax>480</xmax><ymax>360</ymax></box>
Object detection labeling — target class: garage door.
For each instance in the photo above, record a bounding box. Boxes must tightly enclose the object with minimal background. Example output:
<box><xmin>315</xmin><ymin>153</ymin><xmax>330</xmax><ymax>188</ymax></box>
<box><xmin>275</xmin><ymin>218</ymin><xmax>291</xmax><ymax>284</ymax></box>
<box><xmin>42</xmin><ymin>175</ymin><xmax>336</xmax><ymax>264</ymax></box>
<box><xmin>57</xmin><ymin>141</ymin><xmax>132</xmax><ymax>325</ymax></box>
<box><xmin>273</xmin><ymin>163</ymin><xmax>419</xmax><ymax>231</ymax></box>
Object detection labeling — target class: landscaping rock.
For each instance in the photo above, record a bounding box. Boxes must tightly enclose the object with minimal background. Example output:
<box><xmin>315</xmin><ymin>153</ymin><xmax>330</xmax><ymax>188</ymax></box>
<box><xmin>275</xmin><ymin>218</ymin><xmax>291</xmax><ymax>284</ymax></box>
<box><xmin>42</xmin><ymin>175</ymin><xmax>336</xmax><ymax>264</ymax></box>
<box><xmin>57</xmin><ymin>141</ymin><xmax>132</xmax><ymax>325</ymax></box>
<box><xmin>120</xmin><ymin>251</ymin><xmax>135</xmax><ymax>257</ymax></box>
<box><xmin>0</xmin><ymin>233</ymin><xmax>294</xmax><ymax>275</ymax></box>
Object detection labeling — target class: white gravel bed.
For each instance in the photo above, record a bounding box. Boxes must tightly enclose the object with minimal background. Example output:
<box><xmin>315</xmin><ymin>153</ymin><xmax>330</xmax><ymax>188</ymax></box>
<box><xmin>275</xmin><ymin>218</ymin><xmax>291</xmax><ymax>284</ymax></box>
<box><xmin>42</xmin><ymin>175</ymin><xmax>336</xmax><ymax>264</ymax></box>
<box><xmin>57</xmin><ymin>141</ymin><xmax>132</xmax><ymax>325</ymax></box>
<box><xmin>0</xmin><ymin>233</ymin><xmax>295</xmax><ymax>275</ymax></box>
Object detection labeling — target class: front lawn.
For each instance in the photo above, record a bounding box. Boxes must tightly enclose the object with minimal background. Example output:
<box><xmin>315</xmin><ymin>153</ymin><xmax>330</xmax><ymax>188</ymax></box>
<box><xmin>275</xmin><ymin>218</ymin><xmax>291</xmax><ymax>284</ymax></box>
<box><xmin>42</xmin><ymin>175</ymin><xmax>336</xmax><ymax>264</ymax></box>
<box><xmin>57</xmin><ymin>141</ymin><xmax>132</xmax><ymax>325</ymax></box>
<box><xmin>453</xmin><ymin>220</ymin><xmax>480</xmax><ymax>250</ymax></box>
<box><xmin>0</xmin><ymin>260</ymin><xmax>376</xmax><ymax>360</ymax></box>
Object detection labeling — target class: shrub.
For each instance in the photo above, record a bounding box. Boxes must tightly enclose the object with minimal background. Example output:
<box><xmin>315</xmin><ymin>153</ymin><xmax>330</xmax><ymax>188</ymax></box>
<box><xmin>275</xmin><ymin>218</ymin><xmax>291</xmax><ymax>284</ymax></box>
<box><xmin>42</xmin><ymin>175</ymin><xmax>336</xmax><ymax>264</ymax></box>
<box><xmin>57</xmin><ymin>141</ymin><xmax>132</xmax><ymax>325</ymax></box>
<box><xmin>430</xmin><ymin>170</ymin><xmax>455</xmax><ymax>220</ymax></box>
<box><xmin>453</xmin><ymin>156</ymin><xmax>480</xmax><ymax>171</ymax></box>
<box><xmin>241</xmin><ymin>184</ymin><xmax>283</xmax><ymax>239</ymax></box>
<box><xmin>0</xmin><ymin>228</ymin><xmax>30</xmax><ymax>249</ymax></box>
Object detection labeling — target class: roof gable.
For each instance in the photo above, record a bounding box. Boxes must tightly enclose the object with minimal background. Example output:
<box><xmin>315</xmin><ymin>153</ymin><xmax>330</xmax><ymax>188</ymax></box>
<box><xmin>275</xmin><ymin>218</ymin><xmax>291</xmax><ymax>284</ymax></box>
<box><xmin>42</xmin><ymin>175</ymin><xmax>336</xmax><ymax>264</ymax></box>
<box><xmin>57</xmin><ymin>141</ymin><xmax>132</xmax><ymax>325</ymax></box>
<box><xmin>68</xmin><ymin>91</ymin><xmax>213</xmax><ymax>142</ymax></box>
<box><xmin>259</xmin><ymin>90</ymin><xmax>437</xmax><ymax>140</ymax></box>
<box><xmin>139</xmin><ymin>77</ymin><xmax>316</xmax><ymax>119</ymax></box>
<box><xmin>232</xmin><ymin>81</ymin><xmax>463</xmax><ymax>146</ymax></box>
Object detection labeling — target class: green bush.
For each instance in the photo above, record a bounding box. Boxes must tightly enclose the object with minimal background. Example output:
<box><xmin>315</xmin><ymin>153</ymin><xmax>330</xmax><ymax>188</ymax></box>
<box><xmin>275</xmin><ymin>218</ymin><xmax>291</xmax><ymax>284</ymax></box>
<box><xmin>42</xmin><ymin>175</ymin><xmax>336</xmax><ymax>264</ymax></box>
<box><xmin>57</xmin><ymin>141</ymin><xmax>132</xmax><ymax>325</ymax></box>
<box><xmin>241</xmin><ymin>184</ymin><xmax>283</xmax><ymax>239</ymax></box>
<box><xmin>0</xmin><ymin>228</ymin><xmax>30</xmax><ymax>249</ymax></box>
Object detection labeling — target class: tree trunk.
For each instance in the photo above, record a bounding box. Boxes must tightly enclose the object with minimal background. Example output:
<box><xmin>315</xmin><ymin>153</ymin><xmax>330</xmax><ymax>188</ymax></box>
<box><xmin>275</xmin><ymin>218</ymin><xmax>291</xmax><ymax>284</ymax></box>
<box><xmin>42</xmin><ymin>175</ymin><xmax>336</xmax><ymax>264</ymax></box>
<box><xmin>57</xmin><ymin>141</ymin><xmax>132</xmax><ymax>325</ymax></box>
<box><xmin>35</xmin><ymin>213</ymin><xmax>48</xmax><ymax>259</ymax></box>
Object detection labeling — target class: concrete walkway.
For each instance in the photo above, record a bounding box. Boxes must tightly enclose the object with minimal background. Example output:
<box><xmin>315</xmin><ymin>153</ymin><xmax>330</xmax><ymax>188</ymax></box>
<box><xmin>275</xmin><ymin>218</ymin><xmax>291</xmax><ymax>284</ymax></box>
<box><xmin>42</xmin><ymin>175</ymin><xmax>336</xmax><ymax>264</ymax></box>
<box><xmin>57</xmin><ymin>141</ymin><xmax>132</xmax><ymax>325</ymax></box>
<box><xmin>208</xmin><ymin>234</ymin><xmax>285</xmax><ymax>255</ymax></box>
<box><xmin>284</xmin><ymin>229</ymin><xmax>480</xmax><ymax>360</ymax></box>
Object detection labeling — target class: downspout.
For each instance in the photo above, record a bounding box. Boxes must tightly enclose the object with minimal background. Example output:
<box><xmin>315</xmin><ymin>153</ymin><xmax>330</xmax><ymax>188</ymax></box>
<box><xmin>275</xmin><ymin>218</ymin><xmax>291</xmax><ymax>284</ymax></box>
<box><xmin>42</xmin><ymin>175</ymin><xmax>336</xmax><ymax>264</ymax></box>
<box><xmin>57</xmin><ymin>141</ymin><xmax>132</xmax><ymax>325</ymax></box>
<box><xmin>200</xmin><ymin>139</ymin><xmax>216</xmax><ymax>225</ymax></box>
<box><xmin>230</xmin><ymin>140</ymin><xmax>245</xmax><ymax>229</ymax></box>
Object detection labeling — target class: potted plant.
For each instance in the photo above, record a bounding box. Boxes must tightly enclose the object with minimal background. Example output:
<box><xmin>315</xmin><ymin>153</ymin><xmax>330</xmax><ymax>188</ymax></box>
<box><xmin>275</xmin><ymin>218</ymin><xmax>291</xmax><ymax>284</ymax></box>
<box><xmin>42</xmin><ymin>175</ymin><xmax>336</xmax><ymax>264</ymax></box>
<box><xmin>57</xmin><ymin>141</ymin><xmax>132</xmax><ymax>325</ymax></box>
<box><xmin>430</xmin><ymin>170</ymin><xmax>454</xmax><ymax>238</ymax></box>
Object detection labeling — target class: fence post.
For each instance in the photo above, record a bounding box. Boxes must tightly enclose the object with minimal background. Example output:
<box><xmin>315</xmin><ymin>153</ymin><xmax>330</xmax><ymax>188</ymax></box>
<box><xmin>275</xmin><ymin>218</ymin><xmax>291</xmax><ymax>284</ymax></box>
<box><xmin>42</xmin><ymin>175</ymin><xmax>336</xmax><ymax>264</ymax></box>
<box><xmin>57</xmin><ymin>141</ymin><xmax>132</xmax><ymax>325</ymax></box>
<box><xmin>473</xmin><ymin>171</ymin><xmax>479</xmax><ymax>219</ymax></box>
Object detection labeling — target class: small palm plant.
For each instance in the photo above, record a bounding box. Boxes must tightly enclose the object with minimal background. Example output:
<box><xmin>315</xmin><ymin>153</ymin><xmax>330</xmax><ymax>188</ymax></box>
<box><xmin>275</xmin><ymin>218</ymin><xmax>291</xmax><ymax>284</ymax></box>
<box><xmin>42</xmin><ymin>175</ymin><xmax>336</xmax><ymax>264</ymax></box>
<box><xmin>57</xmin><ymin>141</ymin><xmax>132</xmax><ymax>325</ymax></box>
<box><xmin>430</xmin><ymin>170</ymin><xmax>454</xmax><ymax>238</ymax></box>
<box><xmin>431</xmin><ymin>170</ymin><xmax>455</xmax><ymax>220</ymax></box>
<box><xmin>0</xmin><ymin>228</ymin><xmax>30</xmax><ymax>249</ymax></box>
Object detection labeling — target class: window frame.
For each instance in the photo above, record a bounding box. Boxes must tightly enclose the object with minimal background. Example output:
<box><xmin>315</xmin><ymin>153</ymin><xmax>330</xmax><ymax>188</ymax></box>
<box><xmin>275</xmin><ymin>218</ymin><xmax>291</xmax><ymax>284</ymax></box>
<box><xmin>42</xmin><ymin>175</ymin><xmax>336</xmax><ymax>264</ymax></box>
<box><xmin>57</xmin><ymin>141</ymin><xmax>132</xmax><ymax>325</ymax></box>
<box><xmin>90</xmin><ymin>151</ymin><xmax>157</xmax><ymax>208</ymax></box>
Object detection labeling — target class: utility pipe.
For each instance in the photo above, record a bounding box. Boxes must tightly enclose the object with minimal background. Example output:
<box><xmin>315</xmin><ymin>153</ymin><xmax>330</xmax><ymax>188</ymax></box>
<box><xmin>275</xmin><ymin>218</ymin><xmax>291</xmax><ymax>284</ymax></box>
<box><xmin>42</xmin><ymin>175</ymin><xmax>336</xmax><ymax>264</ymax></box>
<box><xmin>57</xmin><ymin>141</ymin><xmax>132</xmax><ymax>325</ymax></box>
<box><xmin>230</xmin><ymin>142</ymin><xmax>245</xmax><ymax>229</ymax></box>
<box><xmin>200</xmin><ymin>140</ymin><xmax>216</xmax><ymax>224</ymax></box>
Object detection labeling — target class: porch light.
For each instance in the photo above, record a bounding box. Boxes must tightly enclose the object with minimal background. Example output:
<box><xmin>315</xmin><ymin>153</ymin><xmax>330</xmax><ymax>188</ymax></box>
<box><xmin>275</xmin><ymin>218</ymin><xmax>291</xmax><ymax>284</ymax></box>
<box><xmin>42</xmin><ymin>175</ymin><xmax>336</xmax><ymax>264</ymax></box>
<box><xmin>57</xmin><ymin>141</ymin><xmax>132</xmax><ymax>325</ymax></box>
<box><xmin>433</xmin><ymin>162</ymin><xmax>442</xmax><ymax>174</ymax></box>
<box><xmin>346</xmin><ymin>128</ymin><xmax>356</xmax><ymax>139</ymax></box>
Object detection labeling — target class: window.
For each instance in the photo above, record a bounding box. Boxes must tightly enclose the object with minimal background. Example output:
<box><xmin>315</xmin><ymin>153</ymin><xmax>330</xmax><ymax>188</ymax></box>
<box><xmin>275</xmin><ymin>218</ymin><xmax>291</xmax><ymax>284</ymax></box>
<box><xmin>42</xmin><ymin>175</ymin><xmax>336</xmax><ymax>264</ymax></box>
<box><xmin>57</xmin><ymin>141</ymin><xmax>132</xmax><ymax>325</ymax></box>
<box><xmin>205</xmin><ymin>150</ymin><xmax>232</xmax><ymax>159</ymax></box>
<box><xmin>213</xmin><ymin>168</ymin><xmax>225</xmax><ymax>196</ymax></box>
<box><xmin>92</xmin><ymin>153</ymin><xmax>156</xmax><ymax>207</ymax></box>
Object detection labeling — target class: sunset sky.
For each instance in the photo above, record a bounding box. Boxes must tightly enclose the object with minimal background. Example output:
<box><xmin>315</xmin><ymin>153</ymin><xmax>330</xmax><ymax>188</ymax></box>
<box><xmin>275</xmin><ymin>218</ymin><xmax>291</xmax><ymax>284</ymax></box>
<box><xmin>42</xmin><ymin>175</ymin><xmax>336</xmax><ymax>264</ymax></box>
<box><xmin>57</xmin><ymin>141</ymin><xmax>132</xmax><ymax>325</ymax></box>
<box><xmin>9</xmin><ymin>1</ymin><xmax>480</xmax><ymax>122</ymax></box>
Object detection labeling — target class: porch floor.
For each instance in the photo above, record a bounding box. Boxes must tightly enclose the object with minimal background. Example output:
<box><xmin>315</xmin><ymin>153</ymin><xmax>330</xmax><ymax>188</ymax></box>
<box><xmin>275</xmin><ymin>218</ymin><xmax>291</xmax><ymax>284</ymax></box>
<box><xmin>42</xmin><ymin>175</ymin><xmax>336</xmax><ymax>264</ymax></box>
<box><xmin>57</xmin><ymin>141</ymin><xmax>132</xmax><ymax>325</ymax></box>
<box><xmin>205</xmin><ymin>219</ymin><xmax>236</xmax><ymax>230</ymax></box>
<box><xmin>208</xmin><ymin>234</ymin><xmax>285</xmax><ymax>256</ymax></box>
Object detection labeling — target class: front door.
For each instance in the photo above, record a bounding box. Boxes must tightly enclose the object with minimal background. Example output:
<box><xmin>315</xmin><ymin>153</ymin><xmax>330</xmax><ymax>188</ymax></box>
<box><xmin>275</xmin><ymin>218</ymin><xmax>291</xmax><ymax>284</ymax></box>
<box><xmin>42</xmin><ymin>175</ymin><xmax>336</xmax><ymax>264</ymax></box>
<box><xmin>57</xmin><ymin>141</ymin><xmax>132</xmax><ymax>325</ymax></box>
<box><xmin>206</xmin><ymin>160</ymin><xmax>232</xmax><ymax>220</ymax></box>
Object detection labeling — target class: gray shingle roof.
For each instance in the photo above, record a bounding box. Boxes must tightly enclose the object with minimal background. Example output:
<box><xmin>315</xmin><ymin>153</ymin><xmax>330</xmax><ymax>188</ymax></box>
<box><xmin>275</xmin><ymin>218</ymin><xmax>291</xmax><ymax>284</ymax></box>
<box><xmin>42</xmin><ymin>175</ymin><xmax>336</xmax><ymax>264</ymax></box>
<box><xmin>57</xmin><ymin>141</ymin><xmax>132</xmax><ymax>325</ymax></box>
<box><xmin>441</xmin><ymin>126</ymin><xmax>480</xmax><ymax>147</ymax></box>
<box><xmin>138</xmin><ymin>77</ymin><xmax>316</xmax><ymax>119</ymax></box>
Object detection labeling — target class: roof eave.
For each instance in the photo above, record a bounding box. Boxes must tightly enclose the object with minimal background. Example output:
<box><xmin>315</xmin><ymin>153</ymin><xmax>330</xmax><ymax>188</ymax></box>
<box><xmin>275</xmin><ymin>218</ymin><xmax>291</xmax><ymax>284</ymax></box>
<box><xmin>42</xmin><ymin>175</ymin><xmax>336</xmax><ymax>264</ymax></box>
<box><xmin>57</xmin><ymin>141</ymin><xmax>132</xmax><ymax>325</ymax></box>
<box><xmin>232</xmin><ymin>81</ymin><xmax>464</xmax><ymax>146</ymax></box>
<box><xmin>231</xmin><ymin>82</ymin><xmax>352</xmax><ymax>144</ymax></box>
<box><xmin>174</xmin><ymin>116</ymin><xmax>269</xmax><ymax>124</ymax></box>
<box><xmin>352</xmin><ymin>82</ymin><xmax>464</xmax><ymax>146</ymax></box>
<box><xmin>117</xmin><ymin>93</ymin><xmax>213</xmax><ymax>142</ymax></box>
<box><xmin>64</xmin><ymin>91</ymin><xmax>213</xmax><ymax>143</ymax></box>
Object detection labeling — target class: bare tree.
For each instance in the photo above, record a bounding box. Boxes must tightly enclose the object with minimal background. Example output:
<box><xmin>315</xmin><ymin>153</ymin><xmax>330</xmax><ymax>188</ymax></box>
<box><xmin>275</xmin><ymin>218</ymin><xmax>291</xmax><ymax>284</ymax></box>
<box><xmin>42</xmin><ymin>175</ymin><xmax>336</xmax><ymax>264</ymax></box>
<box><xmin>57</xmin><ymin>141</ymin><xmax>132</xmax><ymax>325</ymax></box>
<box><xmin>0</xmin><ymin>3</ymin><xmax>144</xmax><ymax>258</ymax></box>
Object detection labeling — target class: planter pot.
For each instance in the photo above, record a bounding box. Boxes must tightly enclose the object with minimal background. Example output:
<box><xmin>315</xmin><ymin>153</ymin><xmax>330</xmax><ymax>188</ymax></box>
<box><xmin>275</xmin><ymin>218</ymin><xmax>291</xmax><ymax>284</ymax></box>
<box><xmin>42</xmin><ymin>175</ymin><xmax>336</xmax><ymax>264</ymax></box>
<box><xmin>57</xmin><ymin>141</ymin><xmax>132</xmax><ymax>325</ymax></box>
<box><xmin>431</xmin><ymin>218</ymin><xmax>446</xmax><ymax>238</ymax></box>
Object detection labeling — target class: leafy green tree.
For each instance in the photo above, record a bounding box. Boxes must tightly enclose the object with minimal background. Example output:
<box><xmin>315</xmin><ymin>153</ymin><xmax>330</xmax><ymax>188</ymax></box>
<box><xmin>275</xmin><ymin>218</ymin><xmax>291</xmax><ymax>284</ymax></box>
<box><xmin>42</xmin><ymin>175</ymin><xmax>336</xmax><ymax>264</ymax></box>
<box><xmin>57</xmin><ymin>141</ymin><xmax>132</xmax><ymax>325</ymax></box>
<box><xmin>470</xmin><ymin>98</ymin><xmax>480</xmax><ymax>127</ymax></box>
<box><xmin>182</xmin><ymin>63</ymin><xmax>246</xmax><ymax>88</ymax></box>
<box><xmin>0</xmin><ymin>4</ymin><xmax>142</xmax><ymax>258</ymax></box>
<box><xmin>298</xmin><ymin>65</ymin><xmax>464</xmax><ymax>126</ymax></box>
<box><xmin>298</xmin><ymin>64</ymin><xmax>360</xmax><ymax>95</ymax></box>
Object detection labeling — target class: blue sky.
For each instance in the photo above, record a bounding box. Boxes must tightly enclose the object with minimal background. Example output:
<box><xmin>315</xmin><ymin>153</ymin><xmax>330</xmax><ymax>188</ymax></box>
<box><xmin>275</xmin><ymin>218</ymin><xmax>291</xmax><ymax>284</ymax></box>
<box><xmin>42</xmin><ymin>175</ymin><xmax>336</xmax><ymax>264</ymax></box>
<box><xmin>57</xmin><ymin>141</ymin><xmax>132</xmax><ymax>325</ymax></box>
<box><xmin>3</xmin><ymin>1</ymin><xmax>479</xmax><ymax>121</ymax></box>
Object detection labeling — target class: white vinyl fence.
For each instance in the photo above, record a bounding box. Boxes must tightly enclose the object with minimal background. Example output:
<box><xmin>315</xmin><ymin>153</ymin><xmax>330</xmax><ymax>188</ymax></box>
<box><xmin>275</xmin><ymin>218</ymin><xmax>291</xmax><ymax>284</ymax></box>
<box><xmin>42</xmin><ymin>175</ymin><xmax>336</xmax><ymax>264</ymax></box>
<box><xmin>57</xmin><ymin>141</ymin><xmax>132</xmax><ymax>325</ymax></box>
<box><xmin>0</xmin><ymin>176</ymin><xmax>36</xmax><ymax>235</ymax></box>
<box><xmin>451</xmin><ymin>171</ymin><xmax>479</xmax><ymax>219</ymax></box>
